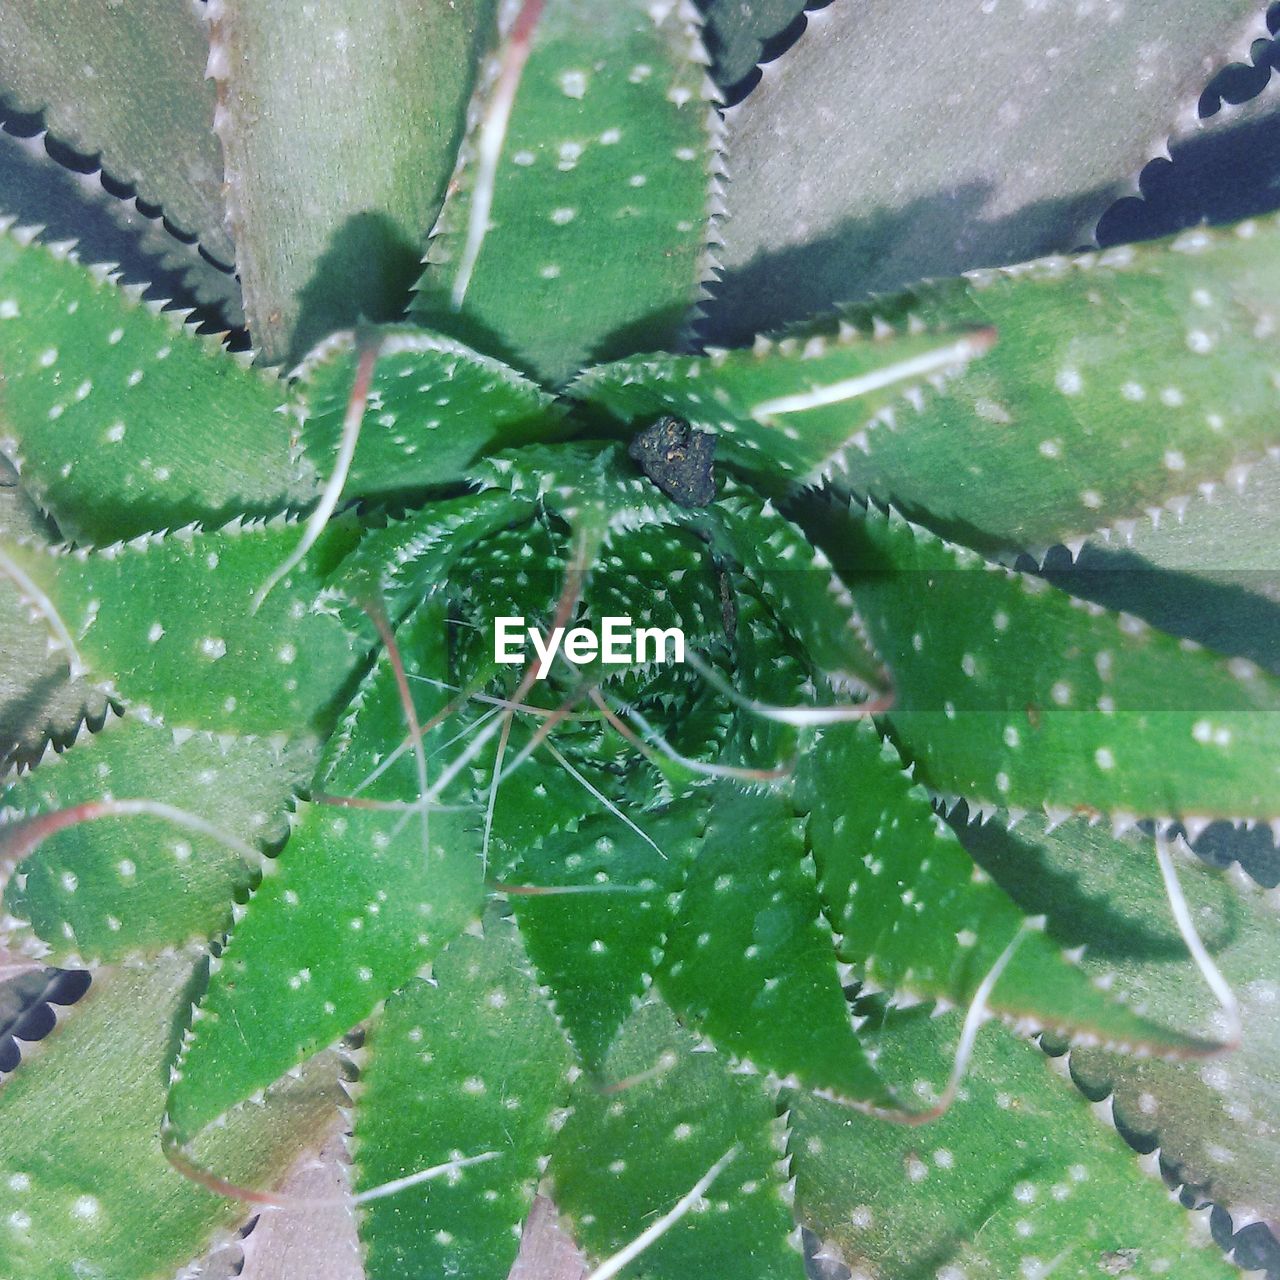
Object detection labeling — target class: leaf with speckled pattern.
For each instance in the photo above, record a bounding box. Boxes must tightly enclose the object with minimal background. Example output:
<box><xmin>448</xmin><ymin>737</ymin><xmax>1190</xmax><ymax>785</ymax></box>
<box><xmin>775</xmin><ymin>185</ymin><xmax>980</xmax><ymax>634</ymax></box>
<box><xmin>819</xmin><ymin>220</ymin><xmax>1280</xmax><ymax>556</ymax></box>
<box><xmin>711</xmin><ymin>483</ymin><xmax>884</xmax><ymax>687</ymax></box>
<box><xmin>789</xmin><ymin>1003</ymin><xmax>1239</xmax><ymax>1280</ymax></box>
<box><xmin>551</xmin><ymin>998</ymin><xmax>805</xmax><ymax>1280</ymax></box>
<box><xmin>1</xmin><ymin>714</ymin><xmax>310</xmax><ymax>964</ymax></box>
<box><xmin>800</xmin><ymin>722</ymin><xmax>1211</xmax><ymax>1054</ymax></box>
<box><xmin>510</xmin><ymin>807</ymin><xmax>699</xmax><ymax>1073</ymax></box>
<box><xmin>330</xmin><ymin>488</ymin><xmax>537</xmax><ymax>625</ymax></box>
<box><xmin>957</xmin><ymin>811</ymin><xmax>1280</xmax><ymax>1227</ymax></box>
<box><xmin>1</xmin><ymin>520</ymin><xmax>363</xmax><ymax>736</ymax></box>
<box><xmin>0</xmin><ymin>226</ymin><xmax>307</xmax><ymax>544</ymax></box>
<box><xmin>658</xmin><ymin>787</ymin><xmax>893</xmax><ymax>1105</ymax></box>
<box><xmin>165</xmin><ymin>602</ymin><xmax>484</xmax><ymax>1144</ymax></box>
<box><xmin>295</xmin><ymin>325</ymin><xmax>564</xmax><ymax>500</ymax></box>
<box><xmin>0</xmin><ymin>951</ymin><xmax>343</xmax><ymax>1280</ymax></box>
<box><xmin>355</xmin><ymin>916</ymin><xmax>573</xmax><ymax>1280</ymax></box>
<box><xmin>572</xmin><ymin>320</ymin><xmax>993</xmax><ymax>485</ymax></box>
<box><xmin>806</xmin><ymin>500</ymin><xmax>1280</xmax><ymax>819</ymax></box>
<box><xmin>413</xmin><ymin>0</ymin><xmax>717</xmax><ymax>386</ymax></box>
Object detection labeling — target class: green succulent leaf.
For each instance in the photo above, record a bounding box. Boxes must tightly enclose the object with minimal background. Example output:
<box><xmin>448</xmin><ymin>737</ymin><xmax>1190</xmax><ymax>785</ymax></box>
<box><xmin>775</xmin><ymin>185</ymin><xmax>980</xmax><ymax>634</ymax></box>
<box><xmin>829</xmin><ymin>220</ymin><xmax>1280</xmax><ymax>555</ymax></box>
<box><xmin>709</xmin><ymin>0</ymin><xmax>1268</xmax><ymax>342</ymax></box>
<box><xmin>209</xmin><ymin>0</ymin><xmax>496</xmax><ymax>365</ymax></box>
<box><xmin>165</xmin><ymin>601</ymin><xmax>484</xmax><ymax>1145</ymax></box>
<box><xmin>1</xmin><ymin>713</ymin><xmax>309</xmax><ymax>964</ymax></box>
<box><xmin>658</xmin><ymin>787</ymin><xmax>894</xmax><ymax>1106</ymax></box>
<box><xmin>0</xmin><ymin>0</ymin><xmax>232</xmax><ymax>263</ymax></box>
<box><xmin>295</xmin><ymin>325</ymin><xmax>563</xmax><ymax>502</ymax></box>
<box><xmin>572</xmin><ymin>319</ymin><xmax>992</xmax><ymax>488</ymax></box>
<box><xmin>509</xmin><ymin>806</ymin><xmax>700</xmax><ymax>1074</ymax></box>
<box><xmin>0</xmin><ymin>951</ymin><xmax>343</xmax><ymax>1280</ymax></box>
<box><xmin>957</xmin><ymin>810</ymin><xmax>1280</xmax><ymax>1226</ymax></box>
<box><xmin>1087</xmin><ymin>451</ymin><xmax>1280</xmax><ymax>579</ymax></box>
<box><xmin>789</xmin><ymin>1004</ymin><xmax>1239</xmax><ymax>1280</ymax></box>
<box><xmin>354</xmin><ymin>915</ymin><xmax>573</xmax><ymax>1280</ymax></box>
<box><xmin>1</xmin><ymin>519</ymin><xmax>362</xmax><ymax>735</ymax></box>
<box><xmin>800</xmin><ymin>721</ymin><xmax>1212</xmax><ymax>1054</ymax></box>
<box><xmin>0</xmin><ymin>2</ymin><xmax>1275</xmax><ymax>1272</ymax></box>
<box><xmin>0</xmin><ymin>223</ymin><xmax>306</xmax><ymax>543</ymax></box>
<box><xmin>807</xmin><ymin>500</ymin><xmax>1280</xmax><ymax>820</ymax></box>
<box><xmin>413</xmin><ymin>0</ymin><xmax>718</xmax><ymax>386</ymax></box>
<box><xmin>330</xmin><ymin>488</ymin><xmax>538</xmax><ymax>625</ymax></box>
<box><xmin>552</xmin><ymin>998</ymin><xmax>805</xmax><ymax>1280</ymax></box>
<box><xmin>710</xmin><ymin>484</ymin><xmax>885</xmax><ymax>687</ymax></box>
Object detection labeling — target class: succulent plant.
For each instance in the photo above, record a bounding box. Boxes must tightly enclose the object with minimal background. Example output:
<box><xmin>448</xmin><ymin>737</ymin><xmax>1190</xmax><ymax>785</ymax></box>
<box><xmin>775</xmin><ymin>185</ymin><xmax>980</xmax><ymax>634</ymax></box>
<box><xmin>1</xmin><ymin>2</ymin><xmax>1279</xmax><ymax>1279</ymax></box>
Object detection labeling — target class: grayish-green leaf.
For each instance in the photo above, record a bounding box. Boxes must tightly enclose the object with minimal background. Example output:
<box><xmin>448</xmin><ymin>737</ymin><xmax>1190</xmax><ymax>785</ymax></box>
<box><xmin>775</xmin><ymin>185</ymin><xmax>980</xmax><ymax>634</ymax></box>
<box><xmin>210</xmin><ymin>0</ymin><xmax>496</xmax><ymax>365</ymax></box>
<box><xmin>708</xmin><ymin>0</ymin><xmax>1268</xmax><ymax>342</ymax></box>
<box><xmin>0</xmin><ymin>0</ymin><xmax>231</xmax><ymax>264</ymax></box>
<box><xmin>0</xmin><ymin>123</ymin><xmax>241</xmax><ymax>325</ymax></box>
<box><xmin>699</xmin><ymin>0</ymin><xmax>811</xmax><ymax>89</ymax></box>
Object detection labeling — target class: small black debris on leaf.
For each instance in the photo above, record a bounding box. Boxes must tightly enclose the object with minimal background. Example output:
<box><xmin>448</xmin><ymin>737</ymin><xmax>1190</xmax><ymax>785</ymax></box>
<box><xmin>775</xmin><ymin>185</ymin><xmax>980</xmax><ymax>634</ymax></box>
<box><xmin>628</xmin><ymin>415</ymin><xmax>717</xmax><ymax>508</ymax></box>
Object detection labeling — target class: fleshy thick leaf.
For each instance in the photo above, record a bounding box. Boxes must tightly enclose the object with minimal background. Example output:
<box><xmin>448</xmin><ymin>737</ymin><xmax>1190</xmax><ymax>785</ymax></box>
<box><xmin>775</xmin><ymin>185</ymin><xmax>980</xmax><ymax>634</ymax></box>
<box><xmin>510</xmin><ymin>807</ymin><xmax>699</xmax><ymax>1073</ymax></box>
<box><xmin>355</xmin><ymin>916</ymin><xmax>573</xmax><ymax>1280</ymax></box>
<box><xmin>330</xmin><ymin>488</ymin><xmax>537</xmax><ymax>625</ymax></box>
<box><xmin>0</xmin><ymin>0</ymin><xmax>232</xmax><ymax>262</ymax></box>
<box><xmin>551</xmin><ymin>998</ymin><xmax>804</xmax><ymax>1280</ymax></box>
<box><xmin>2</xmin><ymin>520</ymin><xmax>362</xmax><ymax>735</ymax></box>
<box><xmin>800</xmin><ymin>721</ymin><xmax>1211</xmax><ymax>1053</ymax></box>
<box><xmin>807</xmin><ymin>500</ymin><xmax>1280</xmax><ymax>819</ymax></box>
<box><xmin>295</xmin><ymin>325</ymin><xmax>562</xmax><ymax>500</ymax></box>
<box><xmin>825</xmin><ymin>219</ymin><xmax>1280</xmax><ymax>555</ymax></box>
<box><xmin>709</xmin><ymin>0</ymin><xmax>1268</xmax><ymax>341</ymax></box>
<box><xmin>659</xmin><ymin>787</ymin><xmax>893</xmax><ymax>1105</ymax></box>
<box><xmin>573</xmin><ymin>319</ymin><xmax>992</xmax><ymax>486</ymax></box>
<box><xmin>0</xmin><ymin>223</ymin><xmax>305</xmax><ymax>542</ymax></box>
<box><xmin>209</xmin><ymin>0</ymin><xmax>495</xmax><ymax>364</ymax></box>
<box><xmin>789</xmin><ymin>1004</ymin><xmax>1238</xmax><ymax>1280</ymax></box>
<box><xmin>710</xmin><ymin>485</ymin><xmax>885</xmax><ymax>687</ymax></box>
<box><xmin>958</xmin><ymin>810</ymin><xmax>1280</xmax><ymax>1225</ymax></box>
<box><xmin>0</xmin><ymin>952</ymin><xmax>343</xmax><ymax>1280</ymax></box>
<box><xmin>414</xmin><ymin>0</ymin><xmax>717</xmax><ymax>385</ymax></box>
<box><xmin>1</xmin><ymin>713</ymin><xmax>308</xmax><ymax>964</ymax></box>
<box><xmin>165</xmin><ymin>602</ymin><xmax>484</xmax><ymax>1144</ymax></box>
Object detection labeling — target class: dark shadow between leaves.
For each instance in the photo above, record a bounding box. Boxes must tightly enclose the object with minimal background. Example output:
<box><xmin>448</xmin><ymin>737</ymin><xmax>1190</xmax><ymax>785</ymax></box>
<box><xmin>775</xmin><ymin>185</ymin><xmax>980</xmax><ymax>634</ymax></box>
<box><xmin>288</xmin><ymin>210</ymin><xmax>427</xmax><ymax>370</ymax></box>
<box><xmin>948</xmin><ymin>801</ymin><xmax>1243</xmax><ymax>964</ymax></box>
<box><xmin>1040</xmin><ymin>546</ymin><xmax>1280</xmax><ymax>678</ymax></box>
